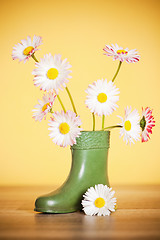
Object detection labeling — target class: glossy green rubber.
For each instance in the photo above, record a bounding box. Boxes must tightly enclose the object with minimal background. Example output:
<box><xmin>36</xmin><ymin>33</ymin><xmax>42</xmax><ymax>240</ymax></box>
<box><xmin>34</xmin><ymin>131</ymin><xmax>110</xmax><ymax>213</ymax></box>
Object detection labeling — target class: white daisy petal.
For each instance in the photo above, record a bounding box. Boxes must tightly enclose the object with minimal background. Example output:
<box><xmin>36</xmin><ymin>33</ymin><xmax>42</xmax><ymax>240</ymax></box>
<box><xmin>85</xmin><ymin>79</ymin><xmax>119</xmax><ymax>116</ymax></box>
<box><xmin>82</xmin><ymin>184</ymin><xmax>117</xmax><ymax>216</ymax></box>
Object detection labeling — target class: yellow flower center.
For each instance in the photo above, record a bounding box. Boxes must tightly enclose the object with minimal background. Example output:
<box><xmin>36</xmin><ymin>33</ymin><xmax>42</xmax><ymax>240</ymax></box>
<box><xmin>97</xmin><ymin>93</ymin><xmax>107</xmax><ymax>103</ymax></box>
<box><xmin>124</xmin><ymin>120</ymin><xmax>131</xmax><ymax>131</ymax></box>
<box><xmin>94</xmin><ymin>197</ymin><xmax>105</xmax><ymax>208</ymax></box>
<box><xmin>42</xmin><ymin>103</ymin><xmax>50</xmax><ymax>112</ymax></box>
<box><xmin>47</xmin><ymin>68</ymin><xmax>59</xmax><ymax>80</ymax></box>
<box><xmin>117</xmin><ymin>49</ymin><xmax>128</xmax><ymax>54</ymax></box>
<box><xmin>59</xmin><ymin>122</ymin><xmax>70</xmax><ymax>135</ymax></box>
<box><xmin>23</xmin><ymin>46</ymin><xmax>34</xmax><ymax>56</ymax></box>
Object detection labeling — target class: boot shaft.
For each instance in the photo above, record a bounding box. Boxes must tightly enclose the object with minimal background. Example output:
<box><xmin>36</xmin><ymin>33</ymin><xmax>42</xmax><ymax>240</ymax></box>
<box><xmin>70</xmin><ymin>131</ymin><xmax>110</xmax><ymax>188</ymax></box>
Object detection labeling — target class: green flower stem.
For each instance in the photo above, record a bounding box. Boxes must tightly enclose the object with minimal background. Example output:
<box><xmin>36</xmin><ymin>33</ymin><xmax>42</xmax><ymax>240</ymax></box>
<box><xmin>31</xmin><ymin>53</ymin><xmax>39</xmax><ymax>63</ymax></box>
<box><xmin>112</xmin><ymin>61</ymin><xmax>122</xmax><ymax>82</ymax></box>
<box><xmin>103</xmin><ymin>125</ymin><xmax>122</xmax><ymax>130</ymax></box>
<box><xmin>57</xmin><ymin>95</ymin><xmax>66</xmax><ymax>113</ymax></box>
<box><xmin>65</xmin><ymin>87</ymin><xmax>78</xmax><ymax>115</ymax></box>
<box><xmin>102</xmin><ymin>115</ymin><xmax>105</xmax><ymax>130</ymax></box>
<box><xmin>92</xmin><ymin>113</ymin><xmax>95</xmax><ymax>131</ymax></box>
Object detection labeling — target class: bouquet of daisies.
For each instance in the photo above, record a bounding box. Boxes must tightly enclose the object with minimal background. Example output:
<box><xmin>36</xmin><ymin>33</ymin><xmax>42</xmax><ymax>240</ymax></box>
<box><xmin>12</xmin><ymin>36</ymin><xmax>155</xmax><ymax>146</ymax></box>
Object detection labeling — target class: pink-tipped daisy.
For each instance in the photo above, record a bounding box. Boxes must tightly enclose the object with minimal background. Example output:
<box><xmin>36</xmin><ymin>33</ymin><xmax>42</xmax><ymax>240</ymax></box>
<box><xmin>140</xmin><ymin>107</ymin><xmax>155</xmax><ymax>142</ymax></box>
<box><xmin>103</xmin><ymin>44</ymin><xmax>140</xmax><ymax>63</ymax></box>
<box><xmin>32</xmin><ymin>53</ymin><xmax>72</xmax><ymax>93</ymax></box>
<box><xmin>48</xmin><ymin>110</ymin><xmax>82</xmax><ymax>147</ymax></box>
<box><xmin>32</xmin><ymin>92</ymin><xmax>56</xmax><ymax>122</ymax></box>
<box><xmin>85</xmin><ymin>79</ymin><xmax>119</xmax><ymax>116</ymax></box>
<box><xmin>12</xmin><ymin>35</ymin><xmax>42</xmax><ymax>63</ymax></box>
<box><xmin>118</xmin><ymin>106</ymin><xmax>141</xmax><ymax>144</ymax></box>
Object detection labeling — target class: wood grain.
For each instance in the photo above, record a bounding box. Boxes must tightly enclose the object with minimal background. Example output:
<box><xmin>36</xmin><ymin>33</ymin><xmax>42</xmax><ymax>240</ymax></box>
<box><xmin>0</xmin><ymin>185</ymin><xmax>160</xmax><ymax>239</ymax></box>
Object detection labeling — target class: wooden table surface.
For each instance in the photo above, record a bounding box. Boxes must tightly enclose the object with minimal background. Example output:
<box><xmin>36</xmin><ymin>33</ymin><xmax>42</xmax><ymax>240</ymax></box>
<box><xmin>0</xmin><ymin>185</ymin><xmax>160</xmax><ymax>240</ymax></box>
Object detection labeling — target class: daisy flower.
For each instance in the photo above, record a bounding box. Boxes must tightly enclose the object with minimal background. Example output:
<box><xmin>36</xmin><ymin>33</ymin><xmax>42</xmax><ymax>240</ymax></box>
<box><xmin>140</xmin><ymin>107</ymin><xmax>155</xmax><ymax>142</ymax></box>
<box><xmin>118</xmin><ymin>106</ymin><xmax>141</xmax><ymax>144</ymax></box>
<box><xmin>12</xmin><ymin>35</ymin><xmax>42</xmax><ymax>63</ymax></box>
<box><xmin>32</xmin><ymin>53</ymin><xmax>72</xmax><ymax>93</ymax></box>
<box><xmin>103</xmin><ymin>44</ymin><xmax>140</xmax><ymax>63</ymax></box>
<box><xmin>82</xmin><ymin>184</ymin><xmax>116</xmax><ymax>216</ymax></box>
<box><xmin>85</xmin><ymin>79</ymin><xmax>119</xmax><ymax>116</ymax></box>
<box><xmin>48</xmin><ymin>110</ymin><xmax>82</xmax><ymax>147</ymax></box>
<box><xmin>32</xmin><ymin>92</ymin><xmax>56</xmax><ymax>122</ymax></box>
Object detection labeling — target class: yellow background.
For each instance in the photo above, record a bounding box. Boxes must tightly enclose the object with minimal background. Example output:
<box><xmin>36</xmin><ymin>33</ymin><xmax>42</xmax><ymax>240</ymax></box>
<box><xmin>0</xmin><ymin>0</ymin><xmax>160</xmax><ymax>186</ymax></box>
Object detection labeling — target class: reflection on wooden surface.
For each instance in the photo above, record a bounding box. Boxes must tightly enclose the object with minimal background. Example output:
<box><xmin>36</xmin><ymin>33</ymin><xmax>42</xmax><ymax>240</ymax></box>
<box><xmin>0</xmin><ymin>185</ymin><xmax>160</xmax><ymax>239</ymax></box>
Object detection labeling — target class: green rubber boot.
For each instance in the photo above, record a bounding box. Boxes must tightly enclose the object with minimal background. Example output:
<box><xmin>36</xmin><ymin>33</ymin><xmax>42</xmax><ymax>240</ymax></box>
<box><xmin>34</xmin><ymin>131</ymin><xmax>110</xmax><ymax>213</ymax></box>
